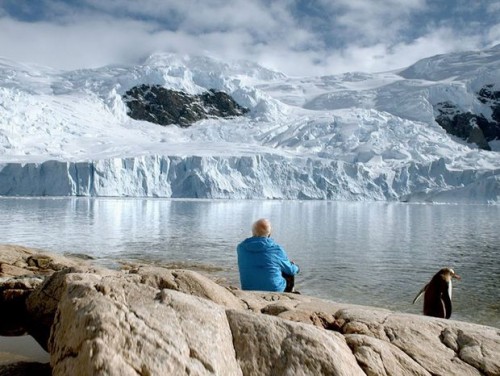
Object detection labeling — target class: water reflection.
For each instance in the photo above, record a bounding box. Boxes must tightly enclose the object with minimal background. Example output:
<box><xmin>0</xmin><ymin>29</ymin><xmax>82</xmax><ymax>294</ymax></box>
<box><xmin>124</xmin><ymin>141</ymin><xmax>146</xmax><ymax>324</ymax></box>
<box><xmin>0</xmin><ymin>198</ymin><xmax>498</xmax><ymax>328</ymax></box>
<box><xmin>0</xmin><ymin>335</ymin><xmax>49</xmax><ymax>364</ymax></box>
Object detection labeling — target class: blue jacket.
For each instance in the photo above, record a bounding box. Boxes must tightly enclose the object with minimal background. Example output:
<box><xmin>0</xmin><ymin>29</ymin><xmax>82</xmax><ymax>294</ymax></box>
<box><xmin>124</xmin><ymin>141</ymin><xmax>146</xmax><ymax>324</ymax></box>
<box><xmin>237</xmin><ymin>236</ymin><xmax>300</xmax><ymax>292</ymax></box>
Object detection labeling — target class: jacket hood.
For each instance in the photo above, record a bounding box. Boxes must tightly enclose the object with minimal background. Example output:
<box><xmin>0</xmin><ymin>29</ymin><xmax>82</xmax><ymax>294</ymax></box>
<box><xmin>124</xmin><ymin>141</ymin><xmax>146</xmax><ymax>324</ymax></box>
<box><xmin>240</xmin><ymin>236</ymin><xmax>275</xmax><ymax>252</ymax></box>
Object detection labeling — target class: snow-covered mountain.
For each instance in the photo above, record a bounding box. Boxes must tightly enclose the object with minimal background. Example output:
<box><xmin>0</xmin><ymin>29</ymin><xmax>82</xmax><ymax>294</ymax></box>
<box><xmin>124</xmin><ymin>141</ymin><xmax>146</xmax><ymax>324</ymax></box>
<box><xmin>0</xmin><ymin>46</ymin><xmax>499</xmax><ymax>203</ymax></box>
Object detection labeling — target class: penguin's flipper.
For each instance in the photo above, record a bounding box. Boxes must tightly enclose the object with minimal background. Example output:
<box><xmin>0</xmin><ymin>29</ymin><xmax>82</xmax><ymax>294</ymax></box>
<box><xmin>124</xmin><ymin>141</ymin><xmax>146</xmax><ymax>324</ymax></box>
<box><xmin>412</xmin><ymin>284</ymin><xmax>427</xmax><ymax>304</ymax></box>
<box><xmin>443</xmin><ymin>289</ymin><xmax>452</xmax><ymax>319</ymax></box>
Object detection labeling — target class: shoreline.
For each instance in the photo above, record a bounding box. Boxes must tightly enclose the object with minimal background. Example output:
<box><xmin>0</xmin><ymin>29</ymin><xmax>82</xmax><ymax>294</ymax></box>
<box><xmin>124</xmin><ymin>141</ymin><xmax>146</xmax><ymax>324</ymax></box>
<box><xmin>0</xmin><ymin>335</ymin><xmax>50</xmax><ymax>365</ymax></box>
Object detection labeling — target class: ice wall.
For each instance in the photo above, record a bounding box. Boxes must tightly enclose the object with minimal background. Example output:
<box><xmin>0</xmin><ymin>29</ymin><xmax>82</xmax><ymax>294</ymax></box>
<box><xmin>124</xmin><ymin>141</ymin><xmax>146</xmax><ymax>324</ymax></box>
<box><xmin>1</xmin><ymin>155</ymin><xmax>498</xmax><ymax>203</ymax></box>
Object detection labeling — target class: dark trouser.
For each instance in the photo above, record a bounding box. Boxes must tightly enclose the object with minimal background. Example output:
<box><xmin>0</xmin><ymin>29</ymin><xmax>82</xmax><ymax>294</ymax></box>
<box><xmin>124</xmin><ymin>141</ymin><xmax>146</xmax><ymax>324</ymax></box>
<box><xmin>282</xmin><ymin>273</ymin><xmax>295</xmax><ymax>293</ymax></box>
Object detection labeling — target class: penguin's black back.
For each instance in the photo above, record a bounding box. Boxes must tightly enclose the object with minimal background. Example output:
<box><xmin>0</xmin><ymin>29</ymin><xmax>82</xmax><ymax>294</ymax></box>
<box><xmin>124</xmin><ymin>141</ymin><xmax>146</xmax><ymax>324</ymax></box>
<box><xmin>423</xmin><ymin>272</ymin><xmax>452</xmax><ymax>318</ymax></box>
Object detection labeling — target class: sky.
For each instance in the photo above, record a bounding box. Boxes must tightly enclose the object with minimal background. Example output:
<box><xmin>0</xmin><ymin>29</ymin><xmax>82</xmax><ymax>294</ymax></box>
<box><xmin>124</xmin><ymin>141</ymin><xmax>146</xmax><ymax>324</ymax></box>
<box><xmin>0</xmin><ymin>0</ymin><xmax>499</xmax><ymax>76</ymax></box>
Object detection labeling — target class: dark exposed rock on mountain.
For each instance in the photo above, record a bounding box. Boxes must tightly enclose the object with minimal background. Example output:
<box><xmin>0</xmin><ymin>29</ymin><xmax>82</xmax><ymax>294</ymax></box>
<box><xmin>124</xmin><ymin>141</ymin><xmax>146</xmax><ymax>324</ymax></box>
<box><xmin>123</xmin><ymin>85</ymin><xmax>249</xmax><ymax>127</ymax></box>
<box><xmin>434</xmin><ymin>85</ymin><xmax>500</xmax><ymax>151</ymax></box>
<box><xmin>478</xmin><ymin>85</ymin><xmax>500</xmax><ymax>123</ymax></box>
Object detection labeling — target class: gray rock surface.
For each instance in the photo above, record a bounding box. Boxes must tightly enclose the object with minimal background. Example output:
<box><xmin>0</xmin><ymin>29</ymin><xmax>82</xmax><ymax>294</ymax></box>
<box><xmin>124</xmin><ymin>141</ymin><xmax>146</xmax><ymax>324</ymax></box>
<box><xmin>1</xmin><ymin>245</ymin><xmax>499</xmax><ymax>375</ymax></box>
<box><xmin>0</xmin><ymin>244</ymin><xmax>84</xmax><ymax>277</ymax></box>
<box><xmin>49</xmin><ymin>272</ymin><xmax>241</xmax><ymax>376</ymax></box>
<box><xmin>227</xmin><ymin>309</ymin><xmax>365</xmax><ymax>376</ymax></box>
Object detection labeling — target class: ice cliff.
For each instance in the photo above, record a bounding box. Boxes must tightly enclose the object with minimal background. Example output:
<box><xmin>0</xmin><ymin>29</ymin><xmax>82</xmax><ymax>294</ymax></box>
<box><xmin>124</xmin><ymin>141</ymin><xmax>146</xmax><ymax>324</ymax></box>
<box><xmin>1</xmin><ymin>154</ymin><xmax>499</xmax><ymax>203</ymax></box>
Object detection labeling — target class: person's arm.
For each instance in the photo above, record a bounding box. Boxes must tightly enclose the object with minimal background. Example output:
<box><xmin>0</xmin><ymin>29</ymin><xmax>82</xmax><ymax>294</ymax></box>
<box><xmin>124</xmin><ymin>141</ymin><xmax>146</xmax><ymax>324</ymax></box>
<box><xmin>277</xmin><ymin>246</ymin><xmax>299</xmax><ymax>275</ymax></box>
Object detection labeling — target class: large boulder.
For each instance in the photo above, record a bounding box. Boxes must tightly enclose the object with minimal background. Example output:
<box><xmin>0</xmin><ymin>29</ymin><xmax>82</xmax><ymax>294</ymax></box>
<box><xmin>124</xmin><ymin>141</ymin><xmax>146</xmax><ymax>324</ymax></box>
<box><xmin>25</xmin><ymin>267</ymin><xmax>114</xmax><ymax>351</ymax></box>
<box><xmin>48</xmin><ymin>272</ymin><xmax>242</xmax><ymax>376</ymax></box>
<box><xmin>0</xmin><ymin>245</ymin><xmax>94</xmax><ymax>344</ymax></box>
<box><xmin>227</xmin><ymin>309</ymin><xmax>364</xmax><ymax>376</ymax></box>
<box><xmin>335</xmin><ymin>307</ymin><xmax>500</xmax><ymax>376</ymax></box>
<box><xmin>45</xmin><ymin>268</ymin><xmax>500</xmax><ymax>375</ymax></box>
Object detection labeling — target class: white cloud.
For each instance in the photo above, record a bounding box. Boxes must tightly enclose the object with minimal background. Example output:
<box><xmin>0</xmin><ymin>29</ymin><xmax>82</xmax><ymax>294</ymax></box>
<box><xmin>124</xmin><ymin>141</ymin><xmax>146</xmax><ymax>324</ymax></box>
<box><xmin>488</xmin><ymin>1</ymin><xmax>500</xmax><ymax>13</ymax></box>
<box><xmin>320</xmin><ymin>27</ymin><xmax>487</xmax><ymax>74</ymax></box>
<box><xmin>0</xmin><ymin>17</ymin><xmax>153</xmax><ymax>69</ymax></box>
<box><xmin>0</xmin><ymin>1</ymin><xmax>321</xmax><ymax>73</ymax></box>
<box><xmin>0</xmin><ymin>0</ymin><xmax>498</xmax><ymax>76</ymax></box>
<box><xmin>317</xmin><ymin>0</ymin><xmax>428</xmax><ymax>45</ymax></box>
<box><xmin>487</xmin><ymin>24</ymin><xmax>500</xmax><ymax>46</ymax></box>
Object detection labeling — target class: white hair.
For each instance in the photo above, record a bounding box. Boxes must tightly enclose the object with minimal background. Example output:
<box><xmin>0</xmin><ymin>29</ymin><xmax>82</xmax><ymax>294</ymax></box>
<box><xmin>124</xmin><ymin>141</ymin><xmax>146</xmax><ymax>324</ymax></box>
<box><xmin>252</xmin><ymin>218</ymin><xmax>272</xmax><ymax>237</ymax></box>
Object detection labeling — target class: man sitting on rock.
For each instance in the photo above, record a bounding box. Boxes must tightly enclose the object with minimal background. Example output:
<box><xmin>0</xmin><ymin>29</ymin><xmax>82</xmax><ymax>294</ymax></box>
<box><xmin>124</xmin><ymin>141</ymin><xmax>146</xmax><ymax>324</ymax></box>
<box><xmin>237</xmin><ymin>218</ymin><xmax>300</xmax><ymax>292</ymax></box>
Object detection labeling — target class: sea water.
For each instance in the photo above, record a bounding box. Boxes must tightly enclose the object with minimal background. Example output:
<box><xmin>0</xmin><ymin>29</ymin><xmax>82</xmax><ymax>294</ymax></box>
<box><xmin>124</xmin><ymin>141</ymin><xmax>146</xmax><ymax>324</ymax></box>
<box><xmin>0</xmin><ymin>197</ymin><xmax>498</xmax><ymax>328</ymax></box>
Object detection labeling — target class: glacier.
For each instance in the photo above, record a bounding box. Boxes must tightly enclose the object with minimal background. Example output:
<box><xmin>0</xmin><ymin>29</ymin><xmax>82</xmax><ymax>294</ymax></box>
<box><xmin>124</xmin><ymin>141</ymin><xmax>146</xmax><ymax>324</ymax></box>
<box><xmin>0</xmin><ymin>47</ymin><xmax>499</xmax><ymax>203</ymax></box>
<box><xmin>1</xmin><ymin>155</ymin><xmax>499</xmax><ymax>203</ymax></box>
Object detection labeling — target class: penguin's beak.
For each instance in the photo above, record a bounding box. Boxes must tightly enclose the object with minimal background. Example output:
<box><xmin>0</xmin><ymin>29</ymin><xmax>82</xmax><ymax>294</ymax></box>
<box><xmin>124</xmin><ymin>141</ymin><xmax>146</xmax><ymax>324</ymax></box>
<box><xmin>453</xmin><ymin>273</ymin><xmax>461</xmax><ymax>280</ymax></box>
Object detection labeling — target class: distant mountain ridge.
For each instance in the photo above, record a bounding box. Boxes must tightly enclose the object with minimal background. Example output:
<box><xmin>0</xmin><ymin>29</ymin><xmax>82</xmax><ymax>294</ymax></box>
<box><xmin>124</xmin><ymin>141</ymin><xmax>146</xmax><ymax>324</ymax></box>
<box><xmin>0</xmin><ymin>46</ymin><xmax>499</xmax><ymax>203</ymax></box>
<box><xmin>399</xmin><ymin>44</ymin><xmax>500</xmax><ymax>81</ymax></box>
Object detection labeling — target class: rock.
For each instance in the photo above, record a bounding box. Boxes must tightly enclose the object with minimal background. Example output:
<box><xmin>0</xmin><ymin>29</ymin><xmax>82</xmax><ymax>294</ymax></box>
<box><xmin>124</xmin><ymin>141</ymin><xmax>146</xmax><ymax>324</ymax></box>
<box><xmin>25</xmin><ymin>267</ymin><xmax>115</xmax><ymax>351</ymax></box>
<box><xmin>0</xmin><ymin>245</ymin><xmax>38</xmax><ymax>266</ymax></box>
<box><xmin>0</xmin><ymin>245</ymin><xmax>53</xmax><ymax>336</ymax></box>
<box><xmin>26</xmin><ymin>255</ymin><xmax>52</xmax><ymax>269</ymax></box>
<box><xmin>0</xmin><ymin>244</ymin><xmax>96</xmax><ymax>350</ymax></box>
<box><xmin>0</xmin><ymin>361</ymin><xmax>51</xmax><ymax>376</ymax></box>
<box><xmin>0</xmin><ymin>244</ymin><xmax>86</xmax><ymax>277</ymax></box>
<box><xmin>227</xmin><ymin>309</ymin><xmax>365</xmax><ymax>376</ymax></box>
<box><xmin>123</xmin><ymin>85</ymin><xmax>249</xmax><ymax>127</ymax></box>
<box><xmin>233</xmin><ymin>289</ymin><xmax>360</xmax><ymax>330</ymax></box>
<box><xmin>434</xmin><ymin>84</ymin><xmax>500</xmax><ymax>151</ymax></box>
<box><xmin>130</xmin><ymin>265</ymin><xmax>246</xmax><ymax>310</ymax></box>
<box><xmin>334</xmin><ymin>307</ymin><xmax>500</xmax><ymax>376</ymax></box>
<box><xmin>2</xmin><ymin>245</ymin><xmax>499</xmax><ymax>375</ymax></box>
<box><xmin>49</xmin><ymin>272</ymin><xmax>242</xmax><ymax>376</ymax></box>
<box><xmin>345</xmin><ymin>334</ymin><xmax>431</xmax><ymax>376</ymax></box>
<box><xmin>0</xmin><ymin>264</ymin><xmax>34</xmax><ymax>277</ymax></box>
<box><xmin>0</xmin><ymin>276</ymin><xmax>45</xmax><ymax>336</ymax></box>
<box><xmin>0</xmin><ymin>277</ymin><xmax>45</xmax><ymax>293</ymax></box>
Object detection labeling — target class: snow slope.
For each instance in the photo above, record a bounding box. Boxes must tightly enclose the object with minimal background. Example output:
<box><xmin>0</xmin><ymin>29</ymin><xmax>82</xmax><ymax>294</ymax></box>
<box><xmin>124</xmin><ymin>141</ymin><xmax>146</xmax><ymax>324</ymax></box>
<box><xmin>0</xmin><ymin>47</ymin><xmax>499</xmax><ymax>203</ymax></box>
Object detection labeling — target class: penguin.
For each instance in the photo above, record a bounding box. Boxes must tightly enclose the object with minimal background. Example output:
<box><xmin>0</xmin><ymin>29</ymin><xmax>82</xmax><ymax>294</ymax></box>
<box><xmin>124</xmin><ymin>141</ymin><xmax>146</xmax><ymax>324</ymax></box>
<box><xmin>412</xmin><ymin>267</ymin><xmax>461</xmax><ymax>319</ymax></box>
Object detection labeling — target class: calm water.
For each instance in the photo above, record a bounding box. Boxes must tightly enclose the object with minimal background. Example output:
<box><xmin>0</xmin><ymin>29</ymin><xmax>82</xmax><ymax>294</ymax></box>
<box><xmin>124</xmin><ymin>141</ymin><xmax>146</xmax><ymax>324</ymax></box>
<box><xmin>1</xmin><ymin>198</ymin><xmax>499</xmax><ymax>328</ymax></box>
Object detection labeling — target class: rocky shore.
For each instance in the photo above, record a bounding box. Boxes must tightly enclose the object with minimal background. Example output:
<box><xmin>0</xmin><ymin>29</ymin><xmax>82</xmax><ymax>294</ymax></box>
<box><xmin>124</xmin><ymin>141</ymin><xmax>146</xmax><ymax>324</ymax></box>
<box><xmin>1</xmin><ymin>244</ymin><xmax>499</xmax><ymax>375</ymax></box>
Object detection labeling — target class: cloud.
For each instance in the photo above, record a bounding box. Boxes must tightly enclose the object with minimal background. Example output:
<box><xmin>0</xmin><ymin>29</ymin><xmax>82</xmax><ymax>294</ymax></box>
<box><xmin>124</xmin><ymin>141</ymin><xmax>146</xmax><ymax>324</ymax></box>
<box><xmin>489</xmin><ymin>1</ymin><xmax>500</xmax><ymax>12</ymax></box>
<box><xmin>488</xmin><ymin>24</ymin><xmax>500</xmax><ymax>46</ymax></box>
<box><xmin>0</xmin><ymin>0</ymin><xmax>498</xmax><ymax>76</ymax></box>
<box><xmin>316</xmin><ymin>0</ymin><xmax>428</xmax><ymax>45</ymax></box>
<box><xmin>0</xmin><ymin>17</ymin><xmax>154</xmax><ymax>69</ymax></box>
